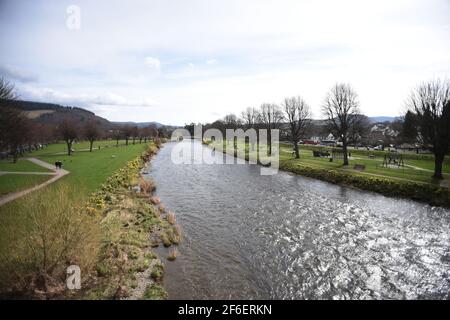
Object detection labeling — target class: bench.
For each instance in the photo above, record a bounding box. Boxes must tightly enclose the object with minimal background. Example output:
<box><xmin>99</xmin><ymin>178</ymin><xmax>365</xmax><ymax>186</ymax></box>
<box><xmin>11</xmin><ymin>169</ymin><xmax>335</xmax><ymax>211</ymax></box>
<box><xmin>353</xmin><ymin>164</ymin><xmax>366</xmax><ymax>171</ymax></box>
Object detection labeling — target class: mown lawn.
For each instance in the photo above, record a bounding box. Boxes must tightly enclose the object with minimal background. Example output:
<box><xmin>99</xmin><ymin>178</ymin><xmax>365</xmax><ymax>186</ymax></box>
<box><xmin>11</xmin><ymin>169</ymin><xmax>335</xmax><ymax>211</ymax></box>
<box><xmin>0</xmin><ymin>158</ymin><xmax>52</xmax><ymax>172</ymax></box>
<box><xmin>0</xmin><ymin>141</ymin><xmax>149</xmax><ymax>216</ymax></box>
<box><xmin>31</xmin><ymin>139</ymin><xmax>139</xmax><ymax>156</ymax></box>
<box><xmin>214</xmin><ymin>140</ymin><xmax>450</xmax><ymax>186</ymax></box>
<box><xmin>0</xmin><ymin>174</ymin><xmax>53</xmax><ymax>195</ymax></box>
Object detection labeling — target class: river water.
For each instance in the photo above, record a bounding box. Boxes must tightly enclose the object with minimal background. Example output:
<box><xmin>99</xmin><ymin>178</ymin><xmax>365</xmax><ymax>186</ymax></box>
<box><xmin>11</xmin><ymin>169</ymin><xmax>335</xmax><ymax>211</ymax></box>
<box><xmin>147</xmin><ymin>140</ymin><xmax>449</xmax><ymax>299</ymax></box>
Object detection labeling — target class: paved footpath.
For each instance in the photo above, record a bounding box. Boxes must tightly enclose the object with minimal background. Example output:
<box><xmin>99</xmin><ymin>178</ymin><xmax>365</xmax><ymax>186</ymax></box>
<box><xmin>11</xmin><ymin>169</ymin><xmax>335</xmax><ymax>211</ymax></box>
<box><xmin>0</xmin><ymin>158</ymin><xmax>69</xmax><ymax>206</ymax></box>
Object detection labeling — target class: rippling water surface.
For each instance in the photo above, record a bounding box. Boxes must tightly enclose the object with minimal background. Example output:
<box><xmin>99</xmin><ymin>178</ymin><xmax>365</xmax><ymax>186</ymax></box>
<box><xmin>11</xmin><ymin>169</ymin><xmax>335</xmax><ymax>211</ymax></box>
<box><xmin>147</xmin><ymin>140</ymin><xmax>449</xmax><ymax>299</ymax></box>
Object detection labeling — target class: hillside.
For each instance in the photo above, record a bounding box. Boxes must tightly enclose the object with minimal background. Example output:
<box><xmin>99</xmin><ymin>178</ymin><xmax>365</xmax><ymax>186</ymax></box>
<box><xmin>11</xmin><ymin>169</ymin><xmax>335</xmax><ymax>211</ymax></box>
<box><xmin>0</xmin><ymin>99</ymin><xmax>112</xmax><ymax>129</ymax></box>
<box><xmin>0</xmin><ymin>100</ymin><xmax>175</xmax><ymax>129</ymax></box>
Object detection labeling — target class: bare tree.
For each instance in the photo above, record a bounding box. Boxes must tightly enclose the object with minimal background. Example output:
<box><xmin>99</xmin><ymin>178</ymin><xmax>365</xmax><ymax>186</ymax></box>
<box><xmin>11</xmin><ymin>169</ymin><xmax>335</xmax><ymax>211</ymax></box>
<box><xmin>141</xmin><ymin>125</ymin><xmax>157</xmax><ymax>142</ymax></box>
<box><xmin>58</xmin><ymin>118</ymin><xmax>78</xmax><ymax>156</ymax></box>
<box><xmin>258</xmin><ymin>103</ymin><xmax>283</xmax><ymax>155</ymax></box>
<box><xmin>0</xmin><ymin>107</ymin><xmax>31</xmax><ymax>162</ymax></box>
<box><xmin>83</xmin><ymin>120</ymin><xmax>101</xmax><ymax>152</ymax></box>
<box><xmin>131</xmin><ymin>126</ymin><xmax>139</xmax><ymax>144</ymax></box>
<box><xmin>407</xmin><ymin>79</ymin><xmax>450</xmax><ymax>179</ymax></box>
<box><xmin>282</xmin><ymin>96</ymin><xmax>311</xmax><ymax>158</ymax></box>
<box><xmin>240</xmin><ymin>107</ymin><xmax>259</xmax><ymax>150</ymax></box>
<box><xmin>223</xmin><ymin>113</ymin><xmax>240</xmax><ymax>129</ymax></box>
<box><xmin>322</xmin><ymin>83</ymin><xmax>363</xmax><ymax>165</ymax></box>
<box><xmin>0</xmin><ymin>77</ymin><xmax>17</xmax><ymax>100</ymax></box>
<box><xmin>122</xmin><ymin>125</ymin><xmax>133</xmax><ymax>146</ymax></box>
<box><xmin>111</xmin><ymin>127</ymin><xmax>123</xmax><ymax>147</ymax></box>
<box><xmin>0</xmin><ymin>79</ymin><xmax>31</xmax><ymax>162</ymax></box>
<box><xmin>240</xmin><ymin>107</ymin><xmax>258</xmax><ymax>129</ymax></box>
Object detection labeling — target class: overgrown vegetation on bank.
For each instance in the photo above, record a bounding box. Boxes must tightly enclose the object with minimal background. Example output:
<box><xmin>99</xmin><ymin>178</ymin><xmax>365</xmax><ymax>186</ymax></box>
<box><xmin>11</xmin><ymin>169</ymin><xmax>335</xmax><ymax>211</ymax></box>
<box><xmin>0</xmin><ymin>140</ymin><xmax>180</xmax><ymax>299</ymax></box>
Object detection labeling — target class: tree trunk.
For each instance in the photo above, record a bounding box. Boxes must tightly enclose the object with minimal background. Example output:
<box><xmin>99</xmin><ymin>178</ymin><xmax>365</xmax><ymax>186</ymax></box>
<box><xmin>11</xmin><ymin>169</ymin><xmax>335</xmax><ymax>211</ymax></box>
<box><xmin>342</xmin><ymin>139</ymin><xmax>349</xmax><ymax>165</ymax></box>
<box><xmin>125</xmin><ymin>138</ymin><xmax>129</xmax><ymax>146</ymax></box>
<box><xmin>67</xmin><ymin>141</ymin><xmax>72</xmax><ymax>156</ymax></box>
<box><xmin>89</xmin><ymin>140</ymin><xmax>94</xmax><ymax>152</ymax></box>
<box><xmin>116</xmin><ymin>139</ymin><xmax>119</xmax><ymax>147</ymax></box>
<box><xmin>268</xmin><ymin>129</ymin><xmax>272</xmax><ymax>156</ymax></box>
<box><xmin>433</xmin><ymin>152</ymin><xmax>444</xmax><ymax>179</ymax></box>
<box><xmin>293</xmin><ymin>141</ymin><xmax>300</xmax><ymax>159</ymax></box>
<box><xmin>12</xmin><ymin>150</ymin><xmax>18</xmax><ymax>163</ymax></box>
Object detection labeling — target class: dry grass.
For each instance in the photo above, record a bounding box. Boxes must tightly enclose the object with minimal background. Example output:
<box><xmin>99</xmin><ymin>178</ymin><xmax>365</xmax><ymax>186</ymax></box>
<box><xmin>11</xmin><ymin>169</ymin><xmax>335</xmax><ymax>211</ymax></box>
<box><xmin>150</xmin><ymin>196</ymin><xmax>161</xmax><ymax>205</ymax></box>
<box><xmin>167</xmin><ymin>248</ymin><xmax>178</xmax><ymax>261</ymax></box>
<box><xmin>139</xmin><ymin>179</ymin><xmax>156</xmax><ymax>196</ymax></box>
<box><xmin>167</xmin><ymin>211</ymin><xmax>176</xmax><ymax>225</ymax></box>
<box><xmin>172</xmin><ymin>224</ymin><xmax>182</xmax><ymax>244</ymax></box>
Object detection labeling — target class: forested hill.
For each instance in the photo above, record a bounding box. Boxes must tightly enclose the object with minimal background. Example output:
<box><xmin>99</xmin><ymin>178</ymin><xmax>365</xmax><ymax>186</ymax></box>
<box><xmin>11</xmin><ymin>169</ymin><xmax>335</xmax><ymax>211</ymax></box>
<box><xmin>0</xmin><ymin>99</ymin><xmax>112</xmax><ymax>129</ymax></box>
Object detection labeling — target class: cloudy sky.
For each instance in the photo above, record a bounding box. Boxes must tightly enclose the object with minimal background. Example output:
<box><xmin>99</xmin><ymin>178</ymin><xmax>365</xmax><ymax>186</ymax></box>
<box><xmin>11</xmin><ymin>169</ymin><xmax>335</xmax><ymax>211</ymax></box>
<box><xmin>0</xmin><ymin>0</ymin><xmax>449</xmax><ymax>125</ymax></box>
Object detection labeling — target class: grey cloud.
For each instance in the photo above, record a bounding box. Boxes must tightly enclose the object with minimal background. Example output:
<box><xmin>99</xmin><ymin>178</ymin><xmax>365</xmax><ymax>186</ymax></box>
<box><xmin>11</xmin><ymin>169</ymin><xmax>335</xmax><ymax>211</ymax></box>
<box><xmin>0</xmin><ymin>65</ymin><xmax>38</xmax><ymax>83</ymax></box>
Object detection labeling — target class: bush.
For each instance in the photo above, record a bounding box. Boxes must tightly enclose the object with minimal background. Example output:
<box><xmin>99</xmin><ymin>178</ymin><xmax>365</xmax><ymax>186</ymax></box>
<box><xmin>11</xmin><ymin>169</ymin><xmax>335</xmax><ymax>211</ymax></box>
<box><xmin>0</xmin><ymin>185</ymin><xmax>101</xmax><ymax>298</ymax></box>
<box><xmin>280</xmin><ymin>160</ymin><xmax>450</xmax><ymax>206</ymax></box>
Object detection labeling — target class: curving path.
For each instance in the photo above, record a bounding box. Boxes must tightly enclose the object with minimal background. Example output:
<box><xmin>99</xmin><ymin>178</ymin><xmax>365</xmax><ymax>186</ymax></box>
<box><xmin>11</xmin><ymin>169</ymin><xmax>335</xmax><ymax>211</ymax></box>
<box><xmin>0</xmin><ymin>158</ymin><xmax>69</xmax><ymax>206</ymax></box>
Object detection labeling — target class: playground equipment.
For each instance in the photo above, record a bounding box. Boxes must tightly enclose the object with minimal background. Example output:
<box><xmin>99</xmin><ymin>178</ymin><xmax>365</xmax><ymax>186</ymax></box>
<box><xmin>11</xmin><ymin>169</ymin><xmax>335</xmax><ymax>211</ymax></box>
<box><xmin>382</xmin><ymin>152</ymin><xmax>404</xmax><ymax>168</ymax></box>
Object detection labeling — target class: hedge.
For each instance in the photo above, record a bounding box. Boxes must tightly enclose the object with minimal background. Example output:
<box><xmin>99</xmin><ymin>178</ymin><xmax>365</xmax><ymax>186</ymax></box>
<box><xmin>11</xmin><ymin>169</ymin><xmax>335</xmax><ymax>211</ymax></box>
<box><xmin>280</xmin><ymin>160</ymin><xmax>450</xmax><ymax>207</ymax></box>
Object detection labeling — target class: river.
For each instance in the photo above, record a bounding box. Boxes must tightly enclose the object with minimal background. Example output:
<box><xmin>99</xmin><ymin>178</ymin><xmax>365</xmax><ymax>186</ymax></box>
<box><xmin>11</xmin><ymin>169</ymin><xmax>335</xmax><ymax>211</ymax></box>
<box><xmin>147</xmin><ymin>140</ymin><xmax>449</xmax><ymax>299</ymax></box>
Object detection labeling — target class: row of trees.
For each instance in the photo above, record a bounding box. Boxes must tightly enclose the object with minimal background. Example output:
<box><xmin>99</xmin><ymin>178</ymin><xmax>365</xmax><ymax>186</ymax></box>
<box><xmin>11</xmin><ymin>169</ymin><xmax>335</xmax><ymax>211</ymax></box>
<box><xmin>0</xmin><ymin>78</ymin><xmax>164</xmax><ymax>160</ymax></box>
<box><xmin>187</xmin><ymin>83</ymin><xmax>368</xmax><ymax>164</ymax></box>
<box><xmin>186</xmin><ymin>80</ymin><xmax>450</xmax><ymax>179</ymax></box>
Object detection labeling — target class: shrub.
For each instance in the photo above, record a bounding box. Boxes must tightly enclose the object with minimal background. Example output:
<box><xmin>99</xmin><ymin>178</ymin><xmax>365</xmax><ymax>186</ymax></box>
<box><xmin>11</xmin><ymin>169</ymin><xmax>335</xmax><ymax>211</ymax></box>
<box><xmin>280</xmin><ymin>160</ymin><xmax>450</xmax><ymax>206</ymax></box>
<box><xmin>150</xmin><ymin>261</ymin><xmax>164</xmax><ymax>281</ymax></box>
<box><xmin>0</xmin><ymin>185</ymin><xmax>101</xmax><ymax>298</ymax></box>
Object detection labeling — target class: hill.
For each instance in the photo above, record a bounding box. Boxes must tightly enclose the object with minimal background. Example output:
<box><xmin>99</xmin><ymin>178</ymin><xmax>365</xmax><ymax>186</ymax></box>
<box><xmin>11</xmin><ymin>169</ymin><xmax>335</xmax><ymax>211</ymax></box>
<box><xmin>0</xmin><ymin>99</ymin><xmax>112</xmax><ymax>129</ymax></box>
<box><xmin>368</xmin><ymin>116</ymin><xmax>397</xmax><ymax>123</ymax></box>
<box><xmin>112</xmin><ymin>121</ymin><xmax>164</xmax><ymax>128</ymax></box>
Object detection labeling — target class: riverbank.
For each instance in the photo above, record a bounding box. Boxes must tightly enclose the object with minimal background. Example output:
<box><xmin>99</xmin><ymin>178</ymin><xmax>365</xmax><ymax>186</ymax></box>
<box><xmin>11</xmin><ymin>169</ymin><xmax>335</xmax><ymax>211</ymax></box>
<box><xmin>82</xmin><ymin>141</ymin><xmax>181</xmax><ymax>299</ymax></box>
<box><xmin>0</xmin><ymin>141</ymin><xmax>180</xmax><ymax>299</ymax></box>
<box><xmin>205</xmin><ymin>140</ymin><xmax>450</xmax><ymax>207</ymax></box>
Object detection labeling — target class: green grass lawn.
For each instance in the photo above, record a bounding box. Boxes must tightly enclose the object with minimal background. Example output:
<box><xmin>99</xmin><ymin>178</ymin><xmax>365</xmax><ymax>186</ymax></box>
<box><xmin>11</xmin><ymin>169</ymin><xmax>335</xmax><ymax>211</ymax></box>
<box><xmin>0</xmin><ymin>141</ymin><xmax>149</xmax><ymax>214</ymax></box>
<box><xmin>0</xmin><ymin>158</ymin><xmax>52</xmax><ymax>172</ymax></box>
<box><xmin>214</xmin><ymin>140</ymin><xmax>450</xmax><ymax>186</ymax></box>
<box><xmin>31</xmin><ymin>139</ymin><xmax>140</xmax><ymax>156</ymax></box>
<box><xmin>0</xmin><ymin>174</ymin><xmax>53</xmax><ymax>195</ymax></box>
<box><xmin>0</xmin><ymin>140</ymin><xmax>153</xmax><ymax>297</ymax></box>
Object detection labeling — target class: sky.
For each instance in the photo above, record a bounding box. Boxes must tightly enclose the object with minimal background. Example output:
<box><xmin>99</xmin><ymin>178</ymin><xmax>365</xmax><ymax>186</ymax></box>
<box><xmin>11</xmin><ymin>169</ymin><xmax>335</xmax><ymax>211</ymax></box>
<box><xmin>0</xmin><ymin>0</ymin><xmax>449</xmax><ymax>125</ymax></box>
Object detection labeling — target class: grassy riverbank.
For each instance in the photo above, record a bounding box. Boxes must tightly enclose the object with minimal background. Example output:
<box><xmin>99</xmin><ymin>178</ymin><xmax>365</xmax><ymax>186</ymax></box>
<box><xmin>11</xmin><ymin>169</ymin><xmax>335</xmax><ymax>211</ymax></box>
<box><xmin>208</xmin><ymin>140</ymin><xmax>450</xmax><ymax>207</ymax></box>
<box><xmin>0</xmin><ymin>140</ymin><xmax>179</xmax><ymax>299</ymax></box>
